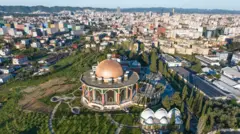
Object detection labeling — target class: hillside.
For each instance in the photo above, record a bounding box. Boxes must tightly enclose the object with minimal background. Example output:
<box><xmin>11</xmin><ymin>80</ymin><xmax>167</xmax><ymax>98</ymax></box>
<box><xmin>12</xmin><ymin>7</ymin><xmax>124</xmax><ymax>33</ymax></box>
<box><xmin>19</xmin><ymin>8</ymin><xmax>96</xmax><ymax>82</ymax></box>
<box><xmin>0</xmin><ymin>5</ymin><xmax>240</xmax><ymax>14</ymax></box>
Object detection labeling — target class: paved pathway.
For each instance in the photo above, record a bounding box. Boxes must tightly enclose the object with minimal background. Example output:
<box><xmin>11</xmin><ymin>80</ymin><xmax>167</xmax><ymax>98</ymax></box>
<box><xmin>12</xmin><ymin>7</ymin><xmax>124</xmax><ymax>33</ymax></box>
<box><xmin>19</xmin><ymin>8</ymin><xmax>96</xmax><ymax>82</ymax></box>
<box><xmin>208</xmin><ymin>129</ymin><xmax>240</xmax><ymax>134</ymax></box>
<box><xmin>49</xmin><ymin>101</ymin><xmax>61</xmax><ymax>134</ymax></box>
<box><xmin>48</xmin><ymin>89</ymin><xmax>80</xmax><ymax>134</ymax></box>
<box><xmin>107</xmin><ymin>114</ymin><xmax>141</xmax><ymax>134</ymax></box>
<box><xmin>115</xmin><ymin>125</ymin><xmax>123</xmax><ymax>134</ymax></box>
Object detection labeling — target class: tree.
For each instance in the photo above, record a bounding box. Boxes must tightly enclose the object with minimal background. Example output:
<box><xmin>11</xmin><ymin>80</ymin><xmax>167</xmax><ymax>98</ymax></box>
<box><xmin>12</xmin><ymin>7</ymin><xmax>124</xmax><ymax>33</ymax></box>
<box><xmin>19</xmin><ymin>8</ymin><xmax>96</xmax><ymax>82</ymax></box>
<box><xmin>197</xmin><ymin>95</ymin><xmax>203</xmax><ymax>116</ymax></box>
<box><xmin>187</xmin><ymin>97</ymin><xmax>194</xmax><ymax>112</ymax></box>
<box><xmin>172</xmin><ymin>92</ymin><xmax>182</xmax><ymax>107</ymax></box>
<box><xmin>207</xmin><ymin>107</ymin><xmax>212</xmax><ymax>115</ymax></box>
<box><xmin>155</xmin><ymin>83</ymin><xmax>165</xmax><ymax>93</ymax></box>
<box><xmin>95</xmin><ymin>113</ymin><xmax>99</xmax><ymax>132</ymax></box>
<box><xmin>182</xmin><ymin>85</ymin><xmax>188</xmax><ymax>101</ymax></box>
<box><xmin>140</xmin><ymin>43</ymin><xmax>144</xmax><ymax>51</ymax></box>
<box><xmin>158</xmin><ymin>60</ymin><xmax>164</xmax><ymax>73</ymax></box>
<box><xmin>118</xmin><ymin>49</ymin><xmax>126</xmax><ymax>55</ymax></box>
<box><xmin>97</xmin><ymin>54</ymin><xmax>106</xmax><ymax>62</ymax></box>
<box><xmin>170</xmin><ymin>111</ymin><xmax>175</xmax><ymax>125</ymax></box>
<box><xmin>87</xmin><ymin>114</ymin><xmax>91</xmax><ymax>132</ymax></box>
<box><xmin>128</xmin><ymin>51</ymin><xmax>135</xmax><ymax>60</ymax></box>
<box><xmin>215</xmin><ymin>74</ymin><xmax>221</xmax><ymax>80</ymax></box>
<box><xmin>142</xmin><ymin>52</ymin><xmax>149</xmax><ymax>65</ymax></box>
<box><xmin>190</xmin><ymin>88</ymin><xmax>194</xmax><ymax>98</ymax></box>
<box><xmin>150</xmin><ymin>50</ymin><xmax>157</xmax><ymax>73</ymax></box>
<box><xmin>169</xmin><ymin>111</ymin><xmax>177</xmax><ymax>131</ymax></box>
<box><xmin>163</xmin><ymin>64</ymin><xmax>168</xmax><ymax>77</ymax></box>
<box><xmin>197</xmin><ymin>115</ymin><xmax>208</xmax><ymax>134</ymax></box>
<box><xmin>185</xmin><ymin>112</ymin><xmax>191</xmax><ymax>131</ymax></box>
<box><xmin>181</xmin><ymin>102</ymin><xmax>185</xmax><ymax>113</ymax></box>
<box><xmin>170</xmin><ymin>131</ymin><xmax>180</xmax><ymax>134</ymax></box>
<box><xmin>191</xmin><ymin>60</ymin><xmax>202</xmax><ymax>73</ymax></box>
<box><xmin>162</xmin><ymin>96</ymin><xmax>171</xmax><ymax>110</ymax></box>
<box><xmin>209</xmin><ymin>114</ymin><xmax>215</xmax><ymax>129</ymax></box>
<box><xmin>201</xmin><ymin>101</ymin><xmax>208</xmax><ymax>116</ymax></box>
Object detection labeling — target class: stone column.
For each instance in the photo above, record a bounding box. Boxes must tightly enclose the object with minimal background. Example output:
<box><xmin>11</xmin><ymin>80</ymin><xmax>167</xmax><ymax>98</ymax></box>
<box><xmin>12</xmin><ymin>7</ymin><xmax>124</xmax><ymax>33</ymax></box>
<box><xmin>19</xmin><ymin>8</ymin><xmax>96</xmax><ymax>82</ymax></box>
<box><xmin>102</xmin><ymin>94</ymin><xmax>105</xmax><ymax>105</ymax></box>
<box><xmin>130</xmin><ymin>89</ymin><xmax>133</xmax><ymax>101</ymax></box>
<box><xmin>88</xmin><ymin>90</ymin><xmax>91</xmax><ymax>102</ymax></box>
<box><xmin>82</xmin><ymin>85</ymin><xmax>85</xmax><ymax>97</ymax></box>
<box><xmin>105</xmin><ymin>93</ymin><xmax>108</xmax><ymax>104</ymax></box>
<box><xmin>93</xmin><ymin>90</ymin><xmax>96</xmax><ymax>101</ymax></box>
<box><xmin>117</xmin><ymin>89</ymin><xmax>120</xmax><ymax>105</ymax></box>
<box><xmin>136</xmin><ymin>83</ymin><xmax>139</xmax><ymax>92</ymax></box>
<box><xmin>117</xmin><ymin>93</ymin><xmax>120</xmax><ymax>105</ymax></box>
<box><xmin>125</xmin><ymin>87</ymin><xmax>128</xmax><ymax>99</ymax></box>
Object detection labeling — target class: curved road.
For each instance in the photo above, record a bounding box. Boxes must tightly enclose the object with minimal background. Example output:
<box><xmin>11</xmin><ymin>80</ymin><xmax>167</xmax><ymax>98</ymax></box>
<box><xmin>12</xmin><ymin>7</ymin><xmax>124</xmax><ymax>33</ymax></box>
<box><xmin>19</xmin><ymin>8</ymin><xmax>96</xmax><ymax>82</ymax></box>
<box><xmin>49</xmin><ymin>101</ymin><xmax>62</xmax><ymax>134</ymax></box>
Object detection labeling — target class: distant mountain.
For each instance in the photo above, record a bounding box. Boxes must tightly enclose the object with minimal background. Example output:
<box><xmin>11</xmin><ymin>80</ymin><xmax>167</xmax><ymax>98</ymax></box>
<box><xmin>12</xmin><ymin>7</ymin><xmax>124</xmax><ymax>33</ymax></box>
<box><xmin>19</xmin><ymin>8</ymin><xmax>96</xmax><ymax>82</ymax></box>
<box><xmin>0</xmin><ymin>6</ymin><xmax>113</xmax><ymax>13</ymax></box>
<box><xmin>122</xmin><ymin>7</ymin><xmax>240</xmax><ymax>14</ymax></box>
<box><xmin>0</xmin><ymin>5</ymin><xmax>240</xmax><ymax>14</ymax></box>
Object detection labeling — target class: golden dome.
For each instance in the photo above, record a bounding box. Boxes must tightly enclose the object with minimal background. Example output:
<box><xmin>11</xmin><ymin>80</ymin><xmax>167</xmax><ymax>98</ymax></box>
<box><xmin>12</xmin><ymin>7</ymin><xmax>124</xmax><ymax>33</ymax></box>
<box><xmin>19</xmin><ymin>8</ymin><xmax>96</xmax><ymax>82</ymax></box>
<box><xmin>96</xmin><ymin>60</ymin><xmax>123</xmax><ymax>79</ymax></box>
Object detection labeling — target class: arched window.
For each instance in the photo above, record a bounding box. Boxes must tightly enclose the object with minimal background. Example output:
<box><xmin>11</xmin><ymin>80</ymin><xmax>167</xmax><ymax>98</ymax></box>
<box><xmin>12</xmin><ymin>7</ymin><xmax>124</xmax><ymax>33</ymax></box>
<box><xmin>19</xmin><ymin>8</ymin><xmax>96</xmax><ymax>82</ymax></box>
<box><xmin>95</xmin><ymin>90</ymin><xmax>102</xmax><ymax>103</ymax></box>
<box><xmin>107</xmin><ymin>90</ymin><xmax>115</xmax><ymax>103</ymax></box>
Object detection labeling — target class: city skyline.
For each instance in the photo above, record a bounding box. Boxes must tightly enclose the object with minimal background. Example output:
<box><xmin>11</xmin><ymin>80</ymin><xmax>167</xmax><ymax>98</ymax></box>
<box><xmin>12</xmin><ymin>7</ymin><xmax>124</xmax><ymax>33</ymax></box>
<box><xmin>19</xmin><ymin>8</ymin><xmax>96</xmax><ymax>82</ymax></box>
<box><xmin>1</xmin><ymin>0</ymin><xmax>240</xmax><ymax>10</ymax></box>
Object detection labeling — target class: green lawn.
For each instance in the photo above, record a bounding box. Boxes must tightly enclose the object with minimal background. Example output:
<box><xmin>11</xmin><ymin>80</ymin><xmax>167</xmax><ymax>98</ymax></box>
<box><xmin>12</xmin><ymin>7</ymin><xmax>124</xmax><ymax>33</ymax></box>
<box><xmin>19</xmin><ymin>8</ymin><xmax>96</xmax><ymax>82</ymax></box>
<box><xmin>0</xmin><ymin>49</ymin><xmax>146</xmax><ymax>134</ymax></box>
<box><xmin>53</xmin><ymin>113</ymin><xmax>118</xmax><ymax>134</ymax></box>
<box><xmin>120</xmin><ymin>127</ymin><xmax>142</xmax><ymax>134</ymax></box>
<box><xmin>1</xmin><ymin>51</ymin><xmax>102</xmax><ymax>92</ymax></box>
<box><xmin>112</xmin><ymin>114</ymin><xmax>139</xmax><ymax>126</ymax></box>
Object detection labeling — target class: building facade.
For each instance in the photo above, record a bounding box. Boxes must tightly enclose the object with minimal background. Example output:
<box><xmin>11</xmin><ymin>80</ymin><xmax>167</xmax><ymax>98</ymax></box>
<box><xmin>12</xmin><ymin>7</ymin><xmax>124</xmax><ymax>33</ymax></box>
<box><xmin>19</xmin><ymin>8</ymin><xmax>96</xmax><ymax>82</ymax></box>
<box><xmin>140</xmin><ymin>108</ymin><xmax>183</xmax><ymax>130</ymax></box>
<box><xmin>81</xmin><ymin>58</ymin><xmax>139</xmax><ymax>111</ymax></box>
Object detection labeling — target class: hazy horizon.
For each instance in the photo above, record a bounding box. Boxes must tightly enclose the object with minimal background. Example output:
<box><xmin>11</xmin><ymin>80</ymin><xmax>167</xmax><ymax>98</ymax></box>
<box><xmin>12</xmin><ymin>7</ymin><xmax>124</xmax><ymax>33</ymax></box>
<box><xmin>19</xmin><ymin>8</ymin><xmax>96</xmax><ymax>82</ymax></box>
<box><xmin>1</xmin><ymin>0</ymin><xmax>240</xmax><ymax>10</ymax></box>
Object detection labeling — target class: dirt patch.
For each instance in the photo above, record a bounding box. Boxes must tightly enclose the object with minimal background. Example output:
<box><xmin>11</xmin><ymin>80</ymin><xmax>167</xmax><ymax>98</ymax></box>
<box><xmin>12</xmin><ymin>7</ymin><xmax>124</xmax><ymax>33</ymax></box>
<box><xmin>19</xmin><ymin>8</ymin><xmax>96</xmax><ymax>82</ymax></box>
<box><xmin>19</xmin><ymin>77</ymin><xmax>75</xmax><ymax>113</ymax></box>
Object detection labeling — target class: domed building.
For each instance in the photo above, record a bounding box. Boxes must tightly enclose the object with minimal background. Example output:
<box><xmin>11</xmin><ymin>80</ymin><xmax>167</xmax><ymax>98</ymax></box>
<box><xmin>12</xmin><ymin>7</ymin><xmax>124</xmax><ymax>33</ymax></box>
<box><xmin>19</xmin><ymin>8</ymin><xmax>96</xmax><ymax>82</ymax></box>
<box><xmin>80</xmin><ymin>56</ymin><xmax>139</xmax><ymax>111</ymax></box>
<box><xmin>95</xmin><ymin>60</ymin><xmax>123</xmax><ymax>79</ymax></box>
<box><xmin>140</xmin><ymin>108</ymin><xmax>183</xmax><ymax>130</ymax></box>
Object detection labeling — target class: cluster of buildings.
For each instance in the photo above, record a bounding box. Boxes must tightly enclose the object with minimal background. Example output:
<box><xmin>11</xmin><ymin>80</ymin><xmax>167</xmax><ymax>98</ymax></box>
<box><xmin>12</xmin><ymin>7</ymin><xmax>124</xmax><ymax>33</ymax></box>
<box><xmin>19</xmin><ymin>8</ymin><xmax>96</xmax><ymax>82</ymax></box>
<box><xmin>0</xmin><ymin>16</ymin><xmax>87</xmax><ymax>37</ymax></box>
<box><xmin>0</xmin><ymin>54</ymin><xmax>29</xmax><ymax>84</ymax></box>
<box><xmin>213</xmin><ymin>67</ymin><xmax>240</xmax><ymax>98</ymax></box>
<box><xmin>2</xmin><ymin>10</ymin><xmax>240</xmax><ymax>55</ymax></box>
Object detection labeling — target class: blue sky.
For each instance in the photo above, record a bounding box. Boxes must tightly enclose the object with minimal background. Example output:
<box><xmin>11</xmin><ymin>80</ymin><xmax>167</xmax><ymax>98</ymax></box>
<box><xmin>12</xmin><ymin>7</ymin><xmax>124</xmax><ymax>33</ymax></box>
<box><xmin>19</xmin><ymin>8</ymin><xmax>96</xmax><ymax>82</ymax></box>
<box><xmin>1</xmin><ymin>0</ymin><xmax>240</xmax><ymax>10</ymax></box>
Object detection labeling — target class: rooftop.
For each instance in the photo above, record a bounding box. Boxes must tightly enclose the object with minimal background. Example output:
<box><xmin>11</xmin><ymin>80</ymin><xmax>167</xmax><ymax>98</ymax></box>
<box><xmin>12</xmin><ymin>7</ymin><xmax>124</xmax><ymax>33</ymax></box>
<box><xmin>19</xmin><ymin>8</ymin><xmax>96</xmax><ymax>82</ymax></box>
<box><xmin>162</xmin><ymin>54</ymin><xmax>180</xmax><ymax>63</ymax></box>
<box><xmin>171</xmin><ymin>67</ymin><xmax>226</xmax><ymax>98</ymax></box>
<box><xmin>195</xmin><ymin>55</ymin><xmax>218</xmax><ymax>64</ymax></box>
<box><xmin>219</xmin><ymin>75</ymin><xmax>238</xmax><ymax>86</ymax></box>
<box><xmin>213</xmin><ymin>80</ymin><xmax>240</xmax><ymax>96</ymax></box>
<box><xmin>222</xmin><ymin>67</ymin><xmax>240</xmax><ymax>79</ymax></box>
<box><xmin>81</xmin><ymin>70</ymin><xmax>139</xmax><ymax>89</ymax></box>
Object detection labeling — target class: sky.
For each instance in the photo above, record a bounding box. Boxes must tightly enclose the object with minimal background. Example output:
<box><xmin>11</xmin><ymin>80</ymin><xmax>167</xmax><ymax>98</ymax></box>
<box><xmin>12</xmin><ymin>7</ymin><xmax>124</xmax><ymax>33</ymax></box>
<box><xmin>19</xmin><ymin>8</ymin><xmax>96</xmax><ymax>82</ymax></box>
<box><xmin>1</xmin><ymin>0</ymin><xmax>240</xmax><ymax>10</ymax></box>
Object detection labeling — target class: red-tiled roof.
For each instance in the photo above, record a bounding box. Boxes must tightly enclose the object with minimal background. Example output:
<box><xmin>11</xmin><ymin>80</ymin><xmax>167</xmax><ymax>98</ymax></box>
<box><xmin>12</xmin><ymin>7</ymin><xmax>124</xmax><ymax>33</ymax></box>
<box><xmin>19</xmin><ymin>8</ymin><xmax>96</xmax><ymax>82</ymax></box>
<box><xmin>15</xmin><ymin>55</ymin><xmax>26</xmax><ymax>59</ymax></box>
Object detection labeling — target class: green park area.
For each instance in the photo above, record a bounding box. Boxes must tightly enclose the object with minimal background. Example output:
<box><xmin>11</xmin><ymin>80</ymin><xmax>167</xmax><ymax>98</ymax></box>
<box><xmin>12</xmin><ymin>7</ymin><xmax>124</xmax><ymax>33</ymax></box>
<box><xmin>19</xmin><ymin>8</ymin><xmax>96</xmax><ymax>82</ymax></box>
<box><xmin>0</xmin><ymin>45</ymin><xmax>146</xmax><ymax>134</ymax></box>
<box><xmin>0</xmin><ymin>45</ymin><xmax>239</xmax><ymax>134</ymax></box>
<box><xmin>0</xmin><ymin>49</ymin><xmax>112</xmax><ymax>133</ymax></box>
